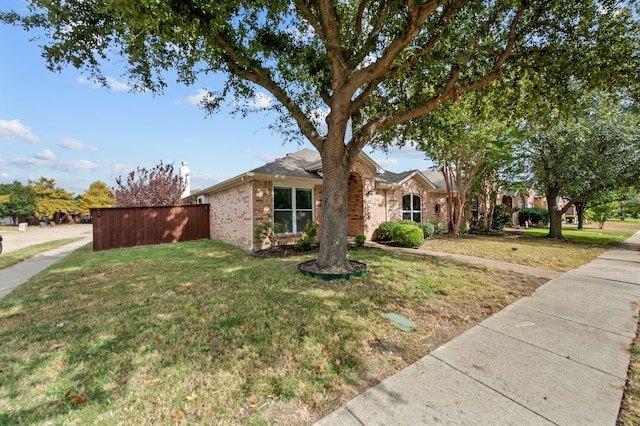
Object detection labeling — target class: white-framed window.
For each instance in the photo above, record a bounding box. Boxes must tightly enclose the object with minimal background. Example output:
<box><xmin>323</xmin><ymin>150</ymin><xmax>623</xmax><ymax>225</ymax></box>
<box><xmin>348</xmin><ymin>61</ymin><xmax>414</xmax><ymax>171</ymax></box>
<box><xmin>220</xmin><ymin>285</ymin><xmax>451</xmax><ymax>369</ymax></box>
<box><xmin>402</xmin><ymin>194</ymin><xmax>422</xmax><ymax>222</ymax></box>
<box><xmin>273</xmin><ymin>186</ymin><xmax>314</xmax><ymax>234</ymax></box>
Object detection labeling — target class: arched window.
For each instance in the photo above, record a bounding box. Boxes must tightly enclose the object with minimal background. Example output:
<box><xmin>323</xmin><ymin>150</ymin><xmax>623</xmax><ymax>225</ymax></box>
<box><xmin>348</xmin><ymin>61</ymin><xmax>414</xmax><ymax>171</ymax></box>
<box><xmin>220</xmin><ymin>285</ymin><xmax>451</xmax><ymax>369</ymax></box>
<box><xmin>402</xmin><ymin>194</ymin><xmax>422</xmax><ymax>222</ymax></box>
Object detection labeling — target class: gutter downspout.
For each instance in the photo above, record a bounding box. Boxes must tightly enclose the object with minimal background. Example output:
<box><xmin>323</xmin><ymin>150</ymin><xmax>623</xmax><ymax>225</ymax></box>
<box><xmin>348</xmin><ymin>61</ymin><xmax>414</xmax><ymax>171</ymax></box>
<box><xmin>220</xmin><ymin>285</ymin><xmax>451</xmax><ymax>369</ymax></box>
<box><xmin>384</xmin><ymin>189</ymin><xmax>389</xmax><ymax>222</ymax></box>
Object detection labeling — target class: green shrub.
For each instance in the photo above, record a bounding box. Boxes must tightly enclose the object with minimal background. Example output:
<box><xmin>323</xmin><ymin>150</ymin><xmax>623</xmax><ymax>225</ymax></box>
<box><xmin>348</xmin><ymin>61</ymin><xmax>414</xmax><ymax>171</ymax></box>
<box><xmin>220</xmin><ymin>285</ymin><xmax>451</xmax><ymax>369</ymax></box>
<box><xmin>398</xmin><ymin>219</ymin><xmax>418</xmax><ymax>226</ymax></box>
<box><xmin>391</xmin><ymin>224</ymin><xmax>424</xmax><ymax>247</ymax></box>
<box><xmin>354</xmin><ymin>234</ymin><xmax>366</xmax><ymax>247</ymax></box>
<box><xmin>431</xmin><ymin>221</ymin><xmax>444</xmax><ymax>235</ymax></box>
<box><xmin>377</xmin><ymin>221</ymin><xmax>399</xmax><ymax>241</ymax></box>
<box><xmin>417</xmin><ymin>222</ymin><xmax>435</xmax><ymax>238</ymax></box>
<box><xmin>519</xmin><ymin>207</ymin><xmax>550</xmax><ymax>226</ymax></box>
<box><xmin>491</xmin><ymin>204</ymin><xmax>511</xmax><ymax>230</ymax></box>
<box><xmin>253</xmin><ymin>222</ymin><xmax>274</xmax><ymax>247</ymax></box>
<box><xmin>296</xmin><ymin>221</ymin><xmax>318</xmax><ymax>251</ymax></box>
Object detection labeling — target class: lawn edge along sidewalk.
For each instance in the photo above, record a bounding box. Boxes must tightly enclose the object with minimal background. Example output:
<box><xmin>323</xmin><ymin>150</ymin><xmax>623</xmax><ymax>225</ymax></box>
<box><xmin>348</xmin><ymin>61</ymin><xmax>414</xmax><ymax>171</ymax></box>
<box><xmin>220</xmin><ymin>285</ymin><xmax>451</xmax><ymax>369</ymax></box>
<box><xmin>317</xmin><ymin>231</ymin><xmax>640</xmax><ymax>425</ymax></box>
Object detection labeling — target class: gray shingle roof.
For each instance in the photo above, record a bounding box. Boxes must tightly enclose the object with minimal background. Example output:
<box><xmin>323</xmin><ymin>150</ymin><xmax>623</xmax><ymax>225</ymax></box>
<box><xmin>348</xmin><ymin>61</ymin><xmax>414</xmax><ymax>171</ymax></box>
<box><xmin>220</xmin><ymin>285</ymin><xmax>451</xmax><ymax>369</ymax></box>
<box><xmin>420</xmin><ymin>169</ymin><xmax>446</xmax><ymax>190</ymax></box>
<box><xmin>375</xmin><ymin>169</ymin><xmax>417</xmax><ymax>186</ymax></box>
<box><xmin>250</xmin><ymin>149</ymin><xmax>322</xmax><ymax>180</ymax></box>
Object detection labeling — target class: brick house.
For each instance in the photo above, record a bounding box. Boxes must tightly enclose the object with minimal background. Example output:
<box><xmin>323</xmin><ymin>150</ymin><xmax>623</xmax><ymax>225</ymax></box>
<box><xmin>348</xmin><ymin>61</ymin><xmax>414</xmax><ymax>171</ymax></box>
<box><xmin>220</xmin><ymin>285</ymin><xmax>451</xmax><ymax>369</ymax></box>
<box><xmin>186</xmin><ymin>149</ymin><xmax>448</xmax><ymax>250</ymax></box>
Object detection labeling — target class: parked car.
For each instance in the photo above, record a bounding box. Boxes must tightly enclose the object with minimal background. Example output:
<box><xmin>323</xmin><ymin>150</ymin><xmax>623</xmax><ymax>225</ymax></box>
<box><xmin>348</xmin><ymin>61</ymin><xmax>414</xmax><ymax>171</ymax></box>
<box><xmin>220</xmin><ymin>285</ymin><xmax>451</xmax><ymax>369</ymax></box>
<box><xmin>0</xmin><ymin>234</ymin><xmax>3</xmax><ymax>254</ymax></box>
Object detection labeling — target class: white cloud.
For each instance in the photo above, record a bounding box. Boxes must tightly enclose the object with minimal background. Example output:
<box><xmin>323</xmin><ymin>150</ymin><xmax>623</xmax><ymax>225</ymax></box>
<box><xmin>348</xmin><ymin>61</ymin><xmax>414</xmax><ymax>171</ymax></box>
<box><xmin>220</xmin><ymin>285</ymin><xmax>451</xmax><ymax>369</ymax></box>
<box><xmin>59</xmin><ymin>137</ymin><xmax>96</xmax><ymax>150</ymax></box>
<box><xmin>0</xmin><ymin>119</ymin><xmax>41</xmax><ymax>143</ymax></box>
<box><xmin>35</xmin><ymin>149</ymin><xmax>56</xmax><ymax>161</ymax></box>
<box><xmin>53</xmin><ymin>160</ymin><xmax>98</xmax><ymax>172</ymax></box>
<box><xmin>186</xmin><ymin>89</ymin><xmax>213</xmax><ymax>106</ymax></box>
<box><xmin>106</xmin><ymin>77</ymin><xmax>129</xmax><ymax>92</ymax></box>
<box><xmin>10</xmin><ymin>157</ymin><xmax>50</xmax><ymax>167</ymax></box>
<box><xmin>247</xmin><ymin>92</ymin><xmax>273</xmax><ymax>109</ymax></box>
<box><xmin>77</xmin><ymin>75</ymin><xmax>130</xmax><ymax>91</ymax></box>
<box><xmin>11</xmin><ymin>154</ymin><xmax>97</xmax><ymax>173</ymax></box>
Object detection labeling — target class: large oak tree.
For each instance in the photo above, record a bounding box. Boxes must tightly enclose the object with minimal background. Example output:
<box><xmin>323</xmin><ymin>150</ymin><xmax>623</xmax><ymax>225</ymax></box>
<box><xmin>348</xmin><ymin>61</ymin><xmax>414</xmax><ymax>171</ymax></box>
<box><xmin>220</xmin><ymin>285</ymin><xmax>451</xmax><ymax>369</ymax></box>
<box><xmin>4</xmin><ymin>1</ymin><xmax>639</xmax><ymax>272</ymax></box>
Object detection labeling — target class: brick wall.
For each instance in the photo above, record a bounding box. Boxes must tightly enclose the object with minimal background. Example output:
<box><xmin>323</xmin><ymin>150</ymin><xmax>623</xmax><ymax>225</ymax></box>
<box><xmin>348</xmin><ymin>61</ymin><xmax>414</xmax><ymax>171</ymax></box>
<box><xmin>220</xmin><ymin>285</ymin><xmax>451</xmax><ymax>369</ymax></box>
<box><xmin>209</xmin><ymin>182</ymin><xmax>253</xmax><ymax>248</ymax></box>
<box><xmin>365</xmin><ymin>177</ymin><xmax>449</xmax><ymax>239</ymax></box>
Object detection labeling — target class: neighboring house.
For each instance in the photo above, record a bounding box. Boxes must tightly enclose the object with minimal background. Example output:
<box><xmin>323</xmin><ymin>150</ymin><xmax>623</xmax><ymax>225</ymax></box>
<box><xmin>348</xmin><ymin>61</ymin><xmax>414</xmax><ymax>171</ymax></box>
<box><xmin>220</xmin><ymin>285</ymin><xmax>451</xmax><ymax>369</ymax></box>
<box><xmin>187</xmin><ymin>149</ymin><xmax>448</xmax><ymax>250</ymax></box>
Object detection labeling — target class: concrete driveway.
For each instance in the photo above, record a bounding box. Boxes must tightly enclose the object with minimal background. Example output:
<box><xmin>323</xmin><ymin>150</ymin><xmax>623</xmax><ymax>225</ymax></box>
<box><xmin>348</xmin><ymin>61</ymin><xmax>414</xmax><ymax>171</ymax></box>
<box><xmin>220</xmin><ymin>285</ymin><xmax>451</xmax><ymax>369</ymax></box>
<box><xmin>1</xmin><ymin>224</ymin><xmax>93</xmax><ymax>253</ymax></box>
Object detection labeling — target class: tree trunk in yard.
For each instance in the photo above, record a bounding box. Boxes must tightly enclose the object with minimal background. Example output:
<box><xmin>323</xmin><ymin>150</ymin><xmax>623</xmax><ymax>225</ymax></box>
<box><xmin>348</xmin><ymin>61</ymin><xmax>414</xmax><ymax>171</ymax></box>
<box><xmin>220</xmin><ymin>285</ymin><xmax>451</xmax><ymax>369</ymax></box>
<box><xmin>575</xmin><ymin>200</ymin><xmax>586</xmax><ymax>230</ymax></box>
<box><xmin>315</xmin><ymin>143</ymin><xmax>352</xmax><ymax>273</ymax></box>
<box><xmin>546</xmin><ymin>190</ymin><xmax>564</xmax><ymax>239</ymax></box>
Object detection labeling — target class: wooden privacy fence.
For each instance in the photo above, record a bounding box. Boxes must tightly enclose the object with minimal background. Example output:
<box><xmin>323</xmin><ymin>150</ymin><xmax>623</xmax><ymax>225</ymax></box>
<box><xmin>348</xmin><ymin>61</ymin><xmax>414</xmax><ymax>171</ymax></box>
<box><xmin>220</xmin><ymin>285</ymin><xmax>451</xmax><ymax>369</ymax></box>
<box><xmin>91</xmin><ymin>205</ymin><xmax>210</xmax><ymax>251</ymax></box>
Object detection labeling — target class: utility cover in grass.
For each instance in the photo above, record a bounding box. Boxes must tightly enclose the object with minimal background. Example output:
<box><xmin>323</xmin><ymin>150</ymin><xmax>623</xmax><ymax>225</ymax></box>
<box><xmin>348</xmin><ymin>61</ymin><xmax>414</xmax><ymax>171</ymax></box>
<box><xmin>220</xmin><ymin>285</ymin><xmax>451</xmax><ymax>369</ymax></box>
<box><xmin>383</xmin><ymin>313</ymin><xmax>416</xmax><ymax>332</ymax></box>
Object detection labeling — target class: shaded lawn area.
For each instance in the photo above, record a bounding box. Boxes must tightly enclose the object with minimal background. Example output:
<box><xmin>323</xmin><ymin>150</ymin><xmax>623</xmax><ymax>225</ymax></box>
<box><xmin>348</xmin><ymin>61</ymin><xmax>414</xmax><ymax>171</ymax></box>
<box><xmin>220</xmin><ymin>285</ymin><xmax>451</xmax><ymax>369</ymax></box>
<box><xmin>420</xmin><ymin>219</ymin><xmax>640</xmax><ymax>272</ymax></box>
<box><xmin>0</xmin><ymin>240</ymin><xmax>546</xmax><ymax>425</ymax></box>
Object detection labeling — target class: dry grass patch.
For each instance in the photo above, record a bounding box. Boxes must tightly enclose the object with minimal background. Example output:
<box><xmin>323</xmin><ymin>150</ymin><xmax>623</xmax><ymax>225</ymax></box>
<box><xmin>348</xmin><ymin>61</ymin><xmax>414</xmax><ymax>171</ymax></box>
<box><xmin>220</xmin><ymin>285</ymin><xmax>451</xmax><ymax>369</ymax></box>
<box><xmin>0</xmin><ymin>240</ymin><xmax>546</xmax><ymax>425</ymax></box>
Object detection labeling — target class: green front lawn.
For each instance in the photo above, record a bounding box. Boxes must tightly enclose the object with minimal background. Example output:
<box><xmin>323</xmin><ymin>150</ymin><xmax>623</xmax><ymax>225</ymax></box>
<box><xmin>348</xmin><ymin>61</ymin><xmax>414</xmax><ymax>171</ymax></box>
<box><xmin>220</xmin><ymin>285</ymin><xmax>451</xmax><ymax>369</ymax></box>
<box><xmin>0</xmin><ymin>240</ymin><xmax>546</xmax><ymax>425</ymax></box>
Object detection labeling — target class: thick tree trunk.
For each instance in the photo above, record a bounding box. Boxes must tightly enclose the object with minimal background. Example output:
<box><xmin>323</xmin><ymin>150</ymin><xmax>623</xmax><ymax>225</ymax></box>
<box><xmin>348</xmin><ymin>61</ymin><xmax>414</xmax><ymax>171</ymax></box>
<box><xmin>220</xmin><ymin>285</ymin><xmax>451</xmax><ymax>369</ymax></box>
<box><xmin>315</xmin><ymin>145</ymin><xmax>352</xmax><ymax>273</ymax></box>
<box><xmin>575</xmin><ymin>200</ymin><xmax>587</xmax><ymax>230</ymax></box>
<box><xmin>546</xmin><ymin>190</ymin><xmax>564</xmax><ymax>239</ymax></box>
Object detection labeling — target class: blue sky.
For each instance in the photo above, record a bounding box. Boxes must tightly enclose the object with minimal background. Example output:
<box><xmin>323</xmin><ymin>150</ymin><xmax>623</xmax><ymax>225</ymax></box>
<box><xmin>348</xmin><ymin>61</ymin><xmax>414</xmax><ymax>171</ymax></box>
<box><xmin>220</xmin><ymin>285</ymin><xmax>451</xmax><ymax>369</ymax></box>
<box><xmin>0</xmin><ymin>1</ymin><xmax>429</xmax><ymax>196</ymax></box>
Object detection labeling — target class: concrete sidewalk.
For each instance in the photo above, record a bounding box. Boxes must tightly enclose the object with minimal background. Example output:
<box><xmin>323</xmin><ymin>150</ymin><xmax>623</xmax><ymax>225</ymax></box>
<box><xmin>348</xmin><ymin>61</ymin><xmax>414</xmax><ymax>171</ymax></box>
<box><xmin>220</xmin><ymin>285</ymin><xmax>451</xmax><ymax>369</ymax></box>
<box><xmin>317</xmin><ymin>231</ymin><xmax>640</xmax><ymax>425</ymax></box>
<box><xmin>0</xmin><ymin>236</ymin><xmax>92</xmax><ymax>299</ymax></box>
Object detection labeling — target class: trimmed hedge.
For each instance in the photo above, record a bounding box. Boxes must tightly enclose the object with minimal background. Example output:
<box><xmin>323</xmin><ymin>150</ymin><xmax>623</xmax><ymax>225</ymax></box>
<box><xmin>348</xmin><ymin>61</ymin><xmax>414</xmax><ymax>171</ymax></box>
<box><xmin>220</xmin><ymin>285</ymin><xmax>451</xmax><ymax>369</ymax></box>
<box><xmin>417</xmin><ymin>222</ymin><xmax>435</xmax><ymax>238</ymax></box>
<box><xmin>392</xmin><ymin>224</ymin><xmax>424</xmax><ymax>247</ymax></box>
<box><xmin>377</xmin><ymin>221</ymin><xmax>399</xmax><ymax>241</ymax></box>
<box><xmin>518</xmin><ymin>207</ymin><xmax>550</xmax><ymax>226</ymax></box>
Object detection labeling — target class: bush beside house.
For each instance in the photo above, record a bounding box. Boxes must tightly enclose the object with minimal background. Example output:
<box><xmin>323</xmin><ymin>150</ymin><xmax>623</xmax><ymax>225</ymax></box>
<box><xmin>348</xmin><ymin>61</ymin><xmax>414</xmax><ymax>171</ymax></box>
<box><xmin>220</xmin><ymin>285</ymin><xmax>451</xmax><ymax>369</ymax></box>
<box><xmin>376</xmin><ymin>220</ymin><xmax>443</xmax><ymax>247</ymax></box>
<box><xmin>518</xmin><ymin>207</ymin><xmax>550</xmax><ymax>226</ymax></box>
<box><xmin>392</xmin><ymin>224</ymin><xmax>424</xmax><ymax>247</ymax></box>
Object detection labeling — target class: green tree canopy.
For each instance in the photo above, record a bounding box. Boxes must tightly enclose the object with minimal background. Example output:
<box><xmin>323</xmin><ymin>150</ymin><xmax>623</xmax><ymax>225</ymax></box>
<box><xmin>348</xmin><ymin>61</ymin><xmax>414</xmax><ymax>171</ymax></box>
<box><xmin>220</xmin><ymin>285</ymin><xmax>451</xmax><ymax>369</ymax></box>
<box><xmin>29</xmin><ymin>177</ymin><xmax>76</xmax><ymax>219</ymax></box>
<box><xmin>0</xmin><ymin>181</ymin><xmax>37</xmax><ymax>223</ymax></box>
<box><xmin>4</xmin><ymin>1</ymin><xmax>639</xmax><ymax>272</ymax></box>
<box><xmin>521</xmin><ymin>105</ymin><xmax>640</xmax><ymax>238</ymax></box>
<box><xmin>76</xmin><ymin>181</ymin><xmax>114</xmax><ymax>215</ymax></box>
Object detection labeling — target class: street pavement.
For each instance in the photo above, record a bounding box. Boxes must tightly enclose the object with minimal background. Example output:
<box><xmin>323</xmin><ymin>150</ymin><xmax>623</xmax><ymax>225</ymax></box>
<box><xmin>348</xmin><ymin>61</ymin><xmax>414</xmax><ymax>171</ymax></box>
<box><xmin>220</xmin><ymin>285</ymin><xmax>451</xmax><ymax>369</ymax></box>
<box><xmin>317</xmin><ymin>231</ymin><xmax>640</xmax><ymax>425</ymax></box>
